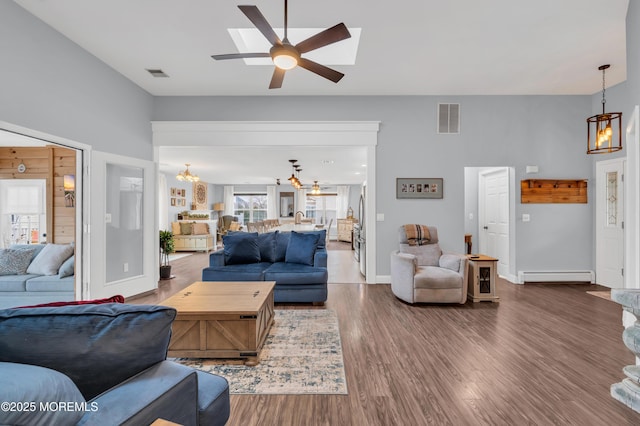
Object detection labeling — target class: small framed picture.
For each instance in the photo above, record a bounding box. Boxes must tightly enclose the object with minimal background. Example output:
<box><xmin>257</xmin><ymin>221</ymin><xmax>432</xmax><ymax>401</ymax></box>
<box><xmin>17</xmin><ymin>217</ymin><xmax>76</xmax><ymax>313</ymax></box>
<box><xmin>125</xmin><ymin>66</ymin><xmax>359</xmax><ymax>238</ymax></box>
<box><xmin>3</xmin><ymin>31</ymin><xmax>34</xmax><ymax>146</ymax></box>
<box><xmin>171</xmin><ymin>188</ymin><xmax>177</xmax><ymax>196</ymax></box>
<box><xmin>171</xmin><ymin>198</ymin><xmax>176</xmax><ymax>206</ymax></box>
<box><xmin>180</xmin><ymin>189</ymin><xmax>186</xmax><ymax>197</ymax></box>
<box><xmin>180</xmin><ymin>199</ymin><xmax>186</xmax><ymax>206</ymax></box>
<box><xmin>397</xmin><ymin>178</ymin><xmax>443</xmax><ymax>199</ymax></box>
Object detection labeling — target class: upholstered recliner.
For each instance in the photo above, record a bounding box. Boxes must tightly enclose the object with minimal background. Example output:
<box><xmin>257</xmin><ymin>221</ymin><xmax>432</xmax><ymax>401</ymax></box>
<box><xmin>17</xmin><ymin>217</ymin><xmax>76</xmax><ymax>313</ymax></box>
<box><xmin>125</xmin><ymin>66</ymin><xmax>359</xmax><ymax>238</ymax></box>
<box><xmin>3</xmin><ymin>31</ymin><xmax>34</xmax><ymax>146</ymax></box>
<box><xmin>390</xmin><ymin>225</ymin><xmax>468</xmax><ymax>304</ymax></box>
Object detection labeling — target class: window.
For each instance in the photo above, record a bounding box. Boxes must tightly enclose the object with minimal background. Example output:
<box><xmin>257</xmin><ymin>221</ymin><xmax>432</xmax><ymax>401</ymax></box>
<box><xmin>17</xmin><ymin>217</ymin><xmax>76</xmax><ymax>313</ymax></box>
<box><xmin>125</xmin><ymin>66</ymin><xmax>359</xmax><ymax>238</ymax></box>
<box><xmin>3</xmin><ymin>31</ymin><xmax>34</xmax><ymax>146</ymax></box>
<box><xmin>0</xmin><ymin>179</ymin><xmax>46</xmax><ymax>247</ymax></box>
<box><xmin>305</xmin><ymin>194</ymin><xmax>337</xmax><ymax>225</ymax></box>
<box><xmin>234</xmin><ymin>193</ymin><xmax>267</xmax><ymax>223</ymax></box>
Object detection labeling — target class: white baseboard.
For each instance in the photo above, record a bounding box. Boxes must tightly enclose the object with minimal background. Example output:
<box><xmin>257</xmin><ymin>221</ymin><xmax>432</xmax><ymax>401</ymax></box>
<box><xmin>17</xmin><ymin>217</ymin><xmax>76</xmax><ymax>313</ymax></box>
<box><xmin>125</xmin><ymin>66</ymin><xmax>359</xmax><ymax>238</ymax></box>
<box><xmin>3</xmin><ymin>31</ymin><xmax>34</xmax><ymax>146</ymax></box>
<box><xmin>376</xmin><ymin>275</ymin><xmax>391</xmax><ymax>284</ymax></box>
<box><xmin>499</xmin><ymin>273</ymin><xmax>520</xmax><ymax>284</ymax></box>
<box><xmin>517</xmin><ymin>270</ymin><xmax>595</xmax><ymax>284</ymax></box>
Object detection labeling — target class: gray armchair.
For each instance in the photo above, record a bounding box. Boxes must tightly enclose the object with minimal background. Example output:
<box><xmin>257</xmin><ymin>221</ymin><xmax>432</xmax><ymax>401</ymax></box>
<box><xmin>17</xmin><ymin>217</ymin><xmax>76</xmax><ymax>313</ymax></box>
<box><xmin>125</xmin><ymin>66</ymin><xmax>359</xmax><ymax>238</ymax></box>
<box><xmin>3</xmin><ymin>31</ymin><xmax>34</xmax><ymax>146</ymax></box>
<box><xmin>390</xmin><ymin>225</ymin><xmax>468</xmax><ymax>304</ymax></box>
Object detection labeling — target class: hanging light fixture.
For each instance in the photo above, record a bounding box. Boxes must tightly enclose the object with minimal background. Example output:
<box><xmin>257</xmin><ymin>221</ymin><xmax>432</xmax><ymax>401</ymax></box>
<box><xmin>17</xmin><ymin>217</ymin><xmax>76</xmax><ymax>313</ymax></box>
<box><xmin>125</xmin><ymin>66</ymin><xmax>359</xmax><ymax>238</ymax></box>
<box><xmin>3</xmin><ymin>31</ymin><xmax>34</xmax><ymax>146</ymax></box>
<box><xmin>287</xmin><ymin>159</ymin><xmax>303</xmax><ymax>189</ymax></box>
<box><xmin>311</xmin><ymin>181</ymin><xmax>321</xmax><ymax>194</ymax></box>
<box><xmin>176</xmin><ymin>163</ymin><xmax>200</xmax><ymax>182</ymax></box>
<box><xmin>587</xmin><ymin>64</ymin><xmax>622</xmax><ymax>154</ymax></box>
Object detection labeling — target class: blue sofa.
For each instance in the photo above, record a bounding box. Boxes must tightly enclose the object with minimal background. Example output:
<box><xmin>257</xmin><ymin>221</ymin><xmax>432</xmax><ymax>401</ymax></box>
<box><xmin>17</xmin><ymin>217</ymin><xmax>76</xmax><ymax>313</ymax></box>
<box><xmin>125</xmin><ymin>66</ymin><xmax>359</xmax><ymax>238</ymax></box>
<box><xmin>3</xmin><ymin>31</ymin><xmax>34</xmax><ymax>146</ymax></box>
<box><xmin>0</xmin><ymin>243</ymin><xmax>75</xmax><ymax>309</ymax></box>
<box><xmin>202</xmin><ymin>230</ymin><xmax>328</xmax><ymax>303</ymax></box>
<box><xmin>0</xmin><ymin>303</ymin><xmax>230</xmax><ymax>426</ymax></box>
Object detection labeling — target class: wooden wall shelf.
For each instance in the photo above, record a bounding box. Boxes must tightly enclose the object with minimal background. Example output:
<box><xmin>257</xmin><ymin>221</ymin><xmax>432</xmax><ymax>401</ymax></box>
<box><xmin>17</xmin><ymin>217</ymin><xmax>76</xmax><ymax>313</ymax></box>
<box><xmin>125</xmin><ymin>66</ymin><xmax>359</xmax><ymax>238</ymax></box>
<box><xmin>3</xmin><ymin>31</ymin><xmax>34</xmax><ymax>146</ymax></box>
<box><xmin>521</xmin><ymin>179</ymin><xmax>587</xmax><ymax>204</ymax></box>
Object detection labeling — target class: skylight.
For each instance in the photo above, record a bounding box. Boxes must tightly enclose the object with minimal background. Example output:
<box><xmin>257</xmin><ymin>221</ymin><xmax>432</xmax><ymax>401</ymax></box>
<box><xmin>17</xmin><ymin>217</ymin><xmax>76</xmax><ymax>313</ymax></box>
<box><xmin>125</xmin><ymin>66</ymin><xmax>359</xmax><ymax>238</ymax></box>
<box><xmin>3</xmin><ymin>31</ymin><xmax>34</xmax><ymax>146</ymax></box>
<box><xmin>227</xmin><ymin>28</ymin><xmax>361</xmax><ymax>65</ymax></box>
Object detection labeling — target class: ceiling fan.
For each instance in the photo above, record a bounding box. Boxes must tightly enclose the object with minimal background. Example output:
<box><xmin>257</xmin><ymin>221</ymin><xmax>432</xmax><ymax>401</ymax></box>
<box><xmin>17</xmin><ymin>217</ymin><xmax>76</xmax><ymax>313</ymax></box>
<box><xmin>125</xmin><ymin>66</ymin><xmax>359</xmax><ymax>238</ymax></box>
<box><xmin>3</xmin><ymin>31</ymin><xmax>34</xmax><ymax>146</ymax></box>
<box><xmin>212</xmin><ymin>0</ymin><xmax>351</xmax><ymax>89</ymax></box>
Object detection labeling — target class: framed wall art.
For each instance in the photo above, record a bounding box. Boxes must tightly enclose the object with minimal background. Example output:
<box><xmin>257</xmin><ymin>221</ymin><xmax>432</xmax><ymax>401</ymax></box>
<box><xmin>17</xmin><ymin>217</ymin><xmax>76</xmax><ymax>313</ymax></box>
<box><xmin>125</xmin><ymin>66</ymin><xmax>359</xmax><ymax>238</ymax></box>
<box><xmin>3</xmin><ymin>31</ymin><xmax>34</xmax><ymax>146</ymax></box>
<box><xmin>193</xmin><ymin>181</ymin><xmax>208</xmax><ymax>210</ymax></box>
<box><xmin>396</xmin><ymin>178</ymin><xmax>443</xmax><ymax>199</ymax></box>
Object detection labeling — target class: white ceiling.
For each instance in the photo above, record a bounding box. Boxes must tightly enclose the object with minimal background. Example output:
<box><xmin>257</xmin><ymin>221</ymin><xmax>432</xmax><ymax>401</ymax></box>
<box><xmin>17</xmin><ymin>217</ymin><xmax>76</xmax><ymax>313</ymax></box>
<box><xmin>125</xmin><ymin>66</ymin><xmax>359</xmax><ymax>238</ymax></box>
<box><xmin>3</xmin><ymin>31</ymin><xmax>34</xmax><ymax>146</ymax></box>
<box><xmin>15</xmin><ymin>0</ymin><xmax>629</xmax><ymax>96</ymax></box>
<box><xmin>159</xmin><ymin>145</ymin><xmax>367</xmax><ymax>186</ymax></box>
<box><xmin>9</xmin><ymin>0</ymin><xmax>630</xmax><ymax>186</ymax></box>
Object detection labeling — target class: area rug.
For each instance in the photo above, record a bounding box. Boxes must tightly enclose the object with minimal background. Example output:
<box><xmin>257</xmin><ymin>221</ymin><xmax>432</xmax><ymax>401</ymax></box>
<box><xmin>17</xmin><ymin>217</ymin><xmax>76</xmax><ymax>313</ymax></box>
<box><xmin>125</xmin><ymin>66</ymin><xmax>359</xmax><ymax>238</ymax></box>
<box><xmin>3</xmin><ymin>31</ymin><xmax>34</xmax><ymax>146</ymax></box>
<box><xmin>173</xmin><ymin>309</ymin><xmax>348</xmax><ymax>395</ymax></box>
<box><xmin>587</xmin><ymin>290</ymin><xmax>612</xmax><ymax>301</ymax></box>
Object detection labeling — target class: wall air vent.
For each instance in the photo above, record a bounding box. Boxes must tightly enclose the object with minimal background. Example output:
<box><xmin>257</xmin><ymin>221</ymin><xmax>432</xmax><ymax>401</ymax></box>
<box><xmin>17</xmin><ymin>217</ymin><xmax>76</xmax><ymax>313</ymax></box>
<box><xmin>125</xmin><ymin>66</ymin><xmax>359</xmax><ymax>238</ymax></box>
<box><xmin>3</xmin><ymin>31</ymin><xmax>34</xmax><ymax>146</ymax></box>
<box><xmin>437</xmin><ymin>103</ymin><xmax>460</xmax><ymax>134</ymax></box>
<box><xmin>146</xmin><ymin>69</ymin><xmax>169</xmax><ymax>78</ymax></box>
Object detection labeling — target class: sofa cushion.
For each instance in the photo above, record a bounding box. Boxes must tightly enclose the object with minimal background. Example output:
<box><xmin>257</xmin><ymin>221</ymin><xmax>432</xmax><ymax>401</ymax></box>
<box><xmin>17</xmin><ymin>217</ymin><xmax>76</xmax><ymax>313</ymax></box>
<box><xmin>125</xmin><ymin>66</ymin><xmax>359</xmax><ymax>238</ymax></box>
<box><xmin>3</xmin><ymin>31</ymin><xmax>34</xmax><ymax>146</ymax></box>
<box><xmin>264</xmin><ymin>262</ymin><xmax>328</xmax><ymax>285</ymax></box>
<box><xmin>258</xmin><ymin>231</ymin><xmax>278</xmax><ymax>263</ymax></box>
<box><xmin>303</xmin><ymin>229</ymin><xmax>327</xmax><ymax>249</ymax></box>
<box><xmin>399</xmin><ymin>242</ymin><xmax>442</xmax><ymax>266</ymax></box>
<box><xmin>0</xmin><ymin>362</ymin><xmax>86</xmax><ymax>426</ymax></box>
<box><xmin>0</xmin><ymin>248</ymin><xmax>36</xmax><ymax>275</ymax></box>
<box><xmin>274</xmin><ymin>231</ymin><xmax>291</xmax><ymax>262</ymax></box>
<box><xmin>59</xmin><ymin>255</ymin><xmax>75</xmax><ymax>278</ymax></box>
<box><xmin>414</xmin><ymin>266</ymin><xmax>464</xmax><ymax>289</ymax></box>
<box><xmin>285</xmin><ymin>231</ymin><xmax>318</xmax><ymax>266</ymax></box>
<box><xmin>0</xmin><ymin>274</ymin><xmax>35</xmax><ymax>292</ymax></box>
<box><xmin>24</xmin><ymin>275</ymin><xmax>76</xmax><ymax>292</ymax></box>
<box><xmin>202</xmin><ymin>262</ymin><xmax>271</xmax><ymax>282</ymax></box>
<box><xmin>26</xmin><ymin>243</ymin><xmax>74</xmax><ymax>276</ymax></box>
<box><xmin>0</xmin><ymin>304</ymin><xmax>176</xmax><ymax>400</ymax></box>
<box><xmin>223</xmin><ymin>232</ymin><xmax>260</xmax><ymax>265</ymax></box>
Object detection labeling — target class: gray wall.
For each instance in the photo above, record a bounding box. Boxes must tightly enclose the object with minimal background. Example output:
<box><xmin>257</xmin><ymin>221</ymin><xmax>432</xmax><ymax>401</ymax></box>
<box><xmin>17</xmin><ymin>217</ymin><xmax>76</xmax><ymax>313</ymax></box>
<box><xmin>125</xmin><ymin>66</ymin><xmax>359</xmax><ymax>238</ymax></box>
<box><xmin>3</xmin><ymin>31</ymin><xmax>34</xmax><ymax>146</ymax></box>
<box><xmin>0</xmin><ymin>2</ymin><xmax>154</xmax><ymax>160</ymax></box>
<box><xmin>5</xmin><ymin>1</ymin><xmax>640</xmax><ymax>280</ymax></box>
<box><xmin>153</xmin><ymin>95</ymin><xmax>594</xmax><ymax>276</ymax></box>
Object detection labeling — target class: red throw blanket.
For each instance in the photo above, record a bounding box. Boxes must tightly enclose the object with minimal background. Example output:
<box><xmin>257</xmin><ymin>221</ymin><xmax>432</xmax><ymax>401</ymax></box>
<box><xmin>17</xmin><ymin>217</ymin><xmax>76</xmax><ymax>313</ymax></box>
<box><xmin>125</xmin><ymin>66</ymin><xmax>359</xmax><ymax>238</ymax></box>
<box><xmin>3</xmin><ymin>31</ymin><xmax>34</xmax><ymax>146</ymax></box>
<box><xmin>404</xmin><ymin>224</ymin><xmax>431</xmax><ymax>246</ymax></box>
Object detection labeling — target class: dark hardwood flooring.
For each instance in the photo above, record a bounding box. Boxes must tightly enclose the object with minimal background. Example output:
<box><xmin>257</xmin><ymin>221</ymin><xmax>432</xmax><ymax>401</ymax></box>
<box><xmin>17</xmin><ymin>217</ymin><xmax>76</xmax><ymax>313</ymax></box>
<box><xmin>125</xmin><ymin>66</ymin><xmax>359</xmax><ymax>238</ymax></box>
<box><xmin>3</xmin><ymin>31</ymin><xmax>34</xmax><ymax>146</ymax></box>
<box><xmin>128</xmin><ymin>253</ymin><xmax>640</xmax><ymax>425</ymax></box>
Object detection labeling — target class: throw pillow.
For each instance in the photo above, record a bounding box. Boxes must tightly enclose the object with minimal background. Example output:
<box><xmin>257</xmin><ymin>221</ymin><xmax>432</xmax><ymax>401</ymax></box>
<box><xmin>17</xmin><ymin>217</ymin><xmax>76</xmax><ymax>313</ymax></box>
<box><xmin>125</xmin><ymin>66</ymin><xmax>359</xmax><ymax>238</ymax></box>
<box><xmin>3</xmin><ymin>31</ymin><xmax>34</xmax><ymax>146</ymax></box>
<box><xmin>274</xmin><ymin>231</ymin><xmax>290</xmax><ymax>262</ymax></box>
<box><xmin>17</xmin><ymin>295</ymin><xmax>125</xmax><ymax>308</ymax></box>
<box><xmin>285</xmin><ymin>231</ymin><xmax>318</xmax><ymax>266</ymax></box>
<box><xmin>192</xmin><ymin>222</ymin><xmax>209</xmax><ymax>235</ymax></box>
<box><xmin>257</xmin><ymin>231</ymin><xmax>278</xmax><ymax>263</ymax></box>
<box><xmin>171</xmin><ymin>222</ymin><xmax>181</xmax><ymax>235</ymax></box>
<box><xmin>58</xmin><ymin>255</ymin><xmax>75</xmax><ymax>278</ymax></box>
<box><xmin>304</xmin><ymin>229</ymin><xmax>326</xmax><ymax>249</ymax></box>
<box><xmin>223</xmin><ymin>232</ymin><xmax>261</xmax><ymax>265</ymax></box>
<box><xmin>180</xmin><ymin>222</ymin><xmax>193</xmax><ymax>235</ymax></box>
<box><xmin>0</xmin><ymin>248</ymin><xmax>35</xmax><ymax>275</ymax></box>
<box><xmin>26</xmin><ymin>244</ymin><xmax>74</xmax><ymax>276</ymax></box>
<box><xmin>399</xmin><ymin>243</ymin><xmax>442</xmax><ymax>266</ymax></box>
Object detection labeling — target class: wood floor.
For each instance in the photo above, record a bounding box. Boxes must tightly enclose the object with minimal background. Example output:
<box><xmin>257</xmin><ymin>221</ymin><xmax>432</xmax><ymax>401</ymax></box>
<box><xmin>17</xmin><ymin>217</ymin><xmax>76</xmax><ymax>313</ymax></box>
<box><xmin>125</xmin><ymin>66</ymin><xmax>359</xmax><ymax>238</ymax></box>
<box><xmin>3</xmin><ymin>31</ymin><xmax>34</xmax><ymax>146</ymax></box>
<box><xmin>128</xmin><ymin>252</ymin><xmax>640</xmax><ymax>425</ymax></box>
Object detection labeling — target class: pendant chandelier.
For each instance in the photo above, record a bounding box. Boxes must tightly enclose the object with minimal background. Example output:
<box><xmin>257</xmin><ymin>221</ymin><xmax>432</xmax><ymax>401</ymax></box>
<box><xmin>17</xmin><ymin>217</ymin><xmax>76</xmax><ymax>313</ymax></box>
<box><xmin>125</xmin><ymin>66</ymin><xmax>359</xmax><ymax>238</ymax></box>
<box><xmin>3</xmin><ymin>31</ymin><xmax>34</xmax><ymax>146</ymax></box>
<box><xmin>287</xmin><ymin>159</ymin><xmax>303</xmax><ymax>189</ymax></box>
<box><xmin>311</xmin><ymin>181</ymin><xmax>321</xmax><ymax>194</ymax></box>
<box><xmin>586</xmin><ymin>64</ymin><xmax>622</xmax><ymax>154</ymax></box>
<box><xmin>176</xmin><ymin>163</ymin><xmax>200</xmax><ymax>182</ymax></box>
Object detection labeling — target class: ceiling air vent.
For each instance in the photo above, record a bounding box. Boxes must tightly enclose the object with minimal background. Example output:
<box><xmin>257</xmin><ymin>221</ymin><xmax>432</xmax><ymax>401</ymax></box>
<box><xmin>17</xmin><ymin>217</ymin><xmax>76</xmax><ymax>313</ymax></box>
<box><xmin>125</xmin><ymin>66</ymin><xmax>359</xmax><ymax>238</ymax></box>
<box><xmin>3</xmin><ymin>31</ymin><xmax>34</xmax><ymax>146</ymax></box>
<box><xmin>437</xmin><ymin>103</ymin><xmax>460</xmax><ymax>134</ymax></box>
<box><xmin>146</xmin><ymin>68</ymin><xmax>169</xmax><ymax>78</ymax></box>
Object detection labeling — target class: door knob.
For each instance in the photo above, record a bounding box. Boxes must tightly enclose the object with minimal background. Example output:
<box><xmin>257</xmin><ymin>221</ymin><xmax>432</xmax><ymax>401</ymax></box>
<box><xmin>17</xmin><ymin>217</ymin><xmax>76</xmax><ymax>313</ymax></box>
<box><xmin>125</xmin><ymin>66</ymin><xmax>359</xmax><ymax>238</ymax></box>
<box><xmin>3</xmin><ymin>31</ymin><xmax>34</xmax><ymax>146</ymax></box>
<box><xmin>483</xmin><ymin>226</ymin><xmax>488</xmax><ymax>230</ymax></box>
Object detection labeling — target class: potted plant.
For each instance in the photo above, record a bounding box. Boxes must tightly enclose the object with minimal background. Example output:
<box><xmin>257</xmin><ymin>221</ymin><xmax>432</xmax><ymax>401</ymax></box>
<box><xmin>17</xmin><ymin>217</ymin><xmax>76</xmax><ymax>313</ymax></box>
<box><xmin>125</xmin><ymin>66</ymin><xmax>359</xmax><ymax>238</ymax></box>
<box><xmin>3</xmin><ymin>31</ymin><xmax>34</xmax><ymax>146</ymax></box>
<box><xmin>159</xmin><ymin>230</ymin><xmax>175</xmax><ymax>279</ymax></box>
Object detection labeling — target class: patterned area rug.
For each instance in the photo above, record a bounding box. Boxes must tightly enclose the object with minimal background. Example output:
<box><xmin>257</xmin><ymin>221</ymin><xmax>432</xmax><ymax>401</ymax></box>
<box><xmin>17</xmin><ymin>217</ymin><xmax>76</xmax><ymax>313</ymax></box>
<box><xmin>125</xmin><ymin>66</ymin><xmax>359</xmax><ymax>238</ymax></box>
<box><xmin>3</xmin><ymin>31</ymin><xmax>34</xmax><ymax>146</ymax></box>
<box><xmin>173</xmin><ymin>309</ymin><xmax>348</xmax><ymax>395</ymax></box>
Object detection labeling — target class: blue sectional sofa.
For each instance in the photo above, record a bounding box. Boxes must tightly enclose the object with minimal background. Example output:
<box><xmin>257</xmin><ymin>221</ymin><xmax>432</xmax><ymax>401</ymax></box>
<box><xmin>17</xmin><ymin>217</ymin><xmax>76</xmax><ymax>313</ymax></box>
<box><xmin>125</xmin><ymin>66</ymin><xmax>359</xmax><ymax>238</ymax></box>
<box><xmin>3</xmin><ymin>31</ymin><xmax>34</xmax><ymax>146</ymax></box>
<box><xmin>202</xmin><ymin>230</ymin><xmax>328</xmax><ymax>303</ymax></box>
<box><xmin>0</xmin><ymin>243</ymin><xmax>75</xmax><ymax>309</ymax></box>
<box><xmin>0</xmin><ymin>303</ymin><xmax>230</xmax><ymax>426</ymax></box>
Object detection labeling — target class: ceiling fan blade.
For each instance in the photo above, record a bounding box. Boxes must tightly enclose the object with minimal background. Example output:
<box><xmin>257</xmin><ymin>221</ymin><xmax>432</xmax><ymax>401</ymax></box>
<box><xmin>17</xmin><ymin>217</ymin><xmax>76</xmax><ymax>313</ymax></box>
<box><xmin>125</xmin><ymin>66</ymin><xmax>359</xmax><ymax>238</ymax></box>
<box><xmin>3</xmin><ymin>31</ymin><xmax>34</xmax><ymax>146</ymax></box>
<box><xmin>295</xmin><ymin>23</ymin><xmax>351</xmax><ymax>54</ymax></box>
<box><xmin>212</xmin><ymin>52</ymin><xmax>270</xmax><ymax>60</ymax></box>
<box><xmin>298</xmin><ymin>58</ymin><xmax>344</xmax><ymax>83</ymax></box>
<box><xmin>238</xmin><ymin>5</ymin><xmax>282</xmax><ymax>46</ymax></box>
<box><xmin>269</xmin><ymin>67</ymin><xmax>286</xmax><ymax>89</ymax></box>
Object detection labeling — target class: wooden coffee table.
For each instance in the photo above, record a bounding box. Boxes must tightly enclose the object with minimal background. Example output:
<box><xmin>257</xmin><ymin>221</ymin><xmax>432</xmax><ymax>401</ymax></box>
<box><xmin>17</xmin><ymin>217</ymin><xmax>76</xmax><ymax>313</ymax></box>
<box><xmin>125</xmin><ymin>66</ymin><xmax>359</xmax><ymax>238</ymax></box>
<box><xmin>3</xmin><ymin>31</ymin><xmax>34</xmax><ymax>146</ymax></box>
<box><xmin>161</xmin><ymin>281</ymin><xmax>275</xmax><ymax>365</ymax></box>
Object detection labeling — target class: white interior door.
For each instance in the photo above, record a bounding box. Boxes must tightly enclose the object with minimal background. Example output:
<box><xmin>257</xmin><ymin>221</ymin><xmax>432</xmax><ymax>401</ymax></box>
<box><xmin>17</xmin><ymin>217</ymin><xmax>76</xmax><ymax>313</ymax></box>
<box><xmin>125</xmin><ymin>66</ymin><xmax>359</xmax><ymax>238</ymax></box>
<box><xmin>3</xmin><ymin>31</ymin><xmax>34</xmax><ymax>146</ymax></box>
<box><xmin>596</xmin><ymin>158</ymin><xmax>625</xmax><ymax>288</ymax></box>
<box><xmin>479</xmin><ymin>168</ymin><xmax>510</xmax><ymax>277</ymax></box>
<box><xmin>89</xmin><ymin>151</ymin><xmax>157</xmax><ymax>299</ymax></box>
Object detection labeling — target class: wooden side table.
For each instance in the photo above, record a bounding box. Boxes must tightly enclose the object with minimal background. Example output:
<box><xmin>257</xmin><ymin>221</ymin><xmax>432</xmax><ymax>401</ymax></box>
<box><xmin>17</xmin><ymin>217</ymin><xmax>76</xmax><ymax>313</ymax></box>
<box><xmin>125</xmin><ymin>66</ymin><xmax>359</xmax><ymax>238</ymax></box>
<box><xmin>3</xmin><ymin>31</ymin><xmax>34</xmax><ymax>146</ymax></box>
<box><xmin>467</xmin><ymin>254</ymin><xmax>499</xmax><ymax>302</ymax></box>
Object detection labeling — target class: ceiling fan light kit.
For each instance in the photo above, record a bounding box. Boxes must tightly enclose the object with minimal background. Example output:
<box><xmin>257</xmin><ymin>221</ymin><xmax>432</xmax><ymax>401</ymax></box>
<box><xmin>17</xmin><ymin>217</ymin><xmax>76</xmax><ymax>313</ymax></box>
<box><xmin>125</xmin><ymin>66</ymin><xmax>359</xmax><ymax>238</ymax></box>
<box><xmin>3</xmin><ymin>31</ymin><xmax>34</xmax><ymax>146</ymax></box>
<box><xmin>212</xmin><ymin>0</ymin><xmax>351</xmax><ymax>88</ymax></box>
<box><xmin>586</xmin><ymin>64</ymin><xmax>622</xmax><ymax>154</ymax></box>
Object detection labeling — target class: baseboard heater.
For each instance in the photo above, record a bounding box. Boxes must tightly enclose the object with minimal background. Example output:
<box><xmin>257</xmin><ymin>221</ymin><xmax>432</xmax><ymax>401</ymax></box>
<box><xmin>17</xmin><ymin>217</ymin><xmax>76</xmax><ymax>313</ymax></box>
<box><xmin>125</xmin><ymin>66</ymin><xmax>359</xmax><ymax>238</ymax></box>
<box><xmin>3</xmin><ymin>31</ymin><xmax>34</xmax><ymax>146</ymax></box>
<box><xmin>517</xmin><ymin>270</ymin><xmax>595</xmax><ymax>284</ymax></box>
